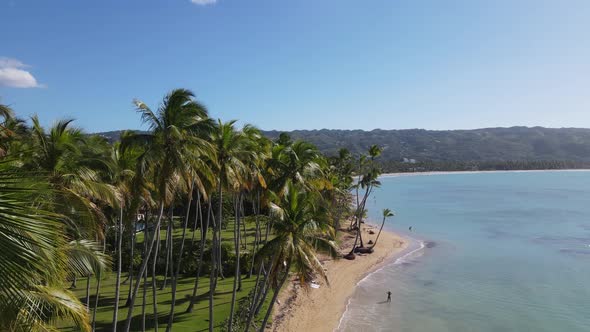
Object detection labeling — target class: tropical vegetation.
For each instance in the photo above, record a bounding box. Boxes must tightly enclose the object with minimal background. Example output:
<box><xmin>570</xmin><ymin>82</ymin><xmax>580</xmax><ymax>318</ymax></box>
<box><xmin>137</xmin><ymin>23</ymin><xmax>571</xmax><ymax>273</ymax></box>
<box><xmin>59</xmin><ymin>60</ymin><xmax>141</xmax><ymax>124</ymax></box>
<box><xmin>0</xmin><ymin>89</ymin><xmax>390</xmax><ymax>331</ymax></box>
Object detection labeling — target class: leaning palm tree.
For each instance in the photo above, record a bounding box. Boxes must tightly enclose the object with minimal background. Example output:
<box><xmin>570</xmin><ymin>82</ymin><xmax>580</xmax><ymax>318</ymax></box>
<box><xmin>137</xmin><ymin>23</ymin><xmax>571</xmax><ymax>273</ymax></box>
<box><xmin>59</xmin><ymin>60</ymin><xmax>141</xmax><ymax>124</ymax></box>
<box><xmin>122</xmin><ymin>89</ymin><xmax>213</xmax><ymax>332</ymax></box>
<box><xmin>257</xmin><ymin>182</ymin><xmax>338</xmax><ymax>332</ymax></box>
<box><xmin>346</xmin><ymin>145</ymin><xmax>382</xmax><ymax>258</ymax></box>
<box><xmin>370</xmin><ymin>209</ymin><xmax>394</xmax><ymax>249</ymax></box>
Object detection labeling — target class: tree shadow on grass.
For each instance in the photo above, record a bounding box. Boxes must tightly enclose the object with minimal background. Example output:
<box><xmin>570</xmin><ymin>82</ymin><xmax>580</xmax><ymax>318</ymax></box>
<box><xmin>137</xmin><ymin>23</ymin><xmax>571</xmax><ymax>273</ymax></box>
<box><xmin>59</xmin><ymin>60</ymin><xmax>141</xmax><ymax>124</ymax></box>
<box><xmin>95</xmin><ymin>311</ymin><xmax>192</xmax><ymax>332</ymax></box>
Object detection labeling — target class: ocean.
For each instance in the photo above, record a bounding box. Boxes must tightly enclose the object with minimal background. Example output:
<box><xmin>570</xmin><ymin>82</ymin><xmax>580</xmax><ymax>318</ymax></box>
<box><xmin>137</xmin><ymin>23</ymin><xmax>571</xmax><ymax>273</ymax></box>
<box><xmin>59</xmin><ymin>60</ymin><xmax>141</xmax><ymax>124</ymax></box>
<box><xmin>337</xmin><ymin>171</ymin><xmax>590</xmax><ymax>332</ymax></box>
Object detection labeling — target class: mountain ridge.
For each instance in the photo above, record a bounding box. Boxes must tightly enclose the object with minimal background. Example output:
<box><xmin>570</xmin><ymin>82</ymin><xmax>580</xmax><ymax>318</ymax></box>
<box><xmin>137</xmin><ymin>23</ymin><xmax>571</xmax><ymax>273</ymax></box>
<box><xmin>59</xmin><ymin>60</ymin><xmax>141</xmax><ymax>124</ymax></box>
<box><xmin>95</xmin><ymin>126</ymin><xmax>590</xmax><ymax>163</ymax></box>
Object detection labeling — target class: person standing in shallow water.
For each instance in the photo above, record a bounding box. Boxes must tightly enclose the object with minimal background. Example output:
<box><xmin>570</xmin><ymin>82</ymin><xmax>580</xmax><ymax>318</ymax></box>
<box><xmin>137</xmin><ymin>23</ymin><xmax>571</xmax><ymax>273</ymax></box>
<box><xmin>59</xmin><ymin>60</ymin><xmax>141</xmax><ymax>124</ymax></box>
<box><xmin>387</xmin><ymin>291</ymin><xmax>392</xmax><ymax>302</ymax></box>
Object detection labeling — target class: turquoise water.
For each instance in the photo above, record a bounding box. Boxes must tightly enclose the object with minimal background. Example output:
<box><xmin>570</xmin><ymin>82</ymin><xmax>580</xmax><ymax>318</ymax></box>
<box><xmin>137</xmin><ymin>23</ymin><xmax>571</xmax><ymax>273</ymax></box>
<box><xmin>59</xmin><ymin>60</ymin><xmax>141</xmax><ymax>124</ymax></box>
<box><xmin>337</xmin><ymin>171</ymin><xmax>590</xmax><ymax>332</ymax></box>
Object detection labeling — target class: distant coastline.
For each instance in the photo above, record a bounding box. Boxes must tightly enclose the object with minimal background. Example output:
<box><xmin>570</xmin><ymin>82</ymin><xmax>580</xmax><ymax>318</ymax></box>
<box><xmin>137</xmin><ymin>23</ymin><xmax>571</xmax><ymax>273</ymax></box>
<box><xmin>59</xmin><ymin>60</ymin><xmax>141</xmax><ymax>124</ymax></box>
<box><xmin>379</xmin><ymin>168</ymin><xmax>590</xmax><ymax>178</ymax></box>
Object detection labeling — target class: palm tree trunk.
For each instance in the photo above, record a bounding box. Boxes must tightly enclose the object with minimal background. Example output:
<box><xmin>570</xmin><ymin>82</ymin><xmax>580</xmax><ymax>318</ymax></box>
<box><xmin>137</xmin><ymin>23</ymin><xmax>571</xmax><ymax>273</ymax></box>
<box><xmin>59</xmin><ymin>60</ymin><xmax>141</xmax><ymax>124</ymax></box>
<box><xmin>141</xmin><ymin>218</ymin><xmax>151</xmax><ymax>332</ymax></box>
<box><xmin>123</xmin><ymin>203</ymin><xmax>165</xmax><ymax>332</ymax></box>
<box><xmin>248</xmin><ymin>193</ymin><xmax>260</xmax><ymax>278</ymax></box>
<box><xmin>85</xmin><ymin>275</ymin><xmax>91</xmax><ymax>312</ymax></box>
<box><xmin>186</xmin><ymin>199</ymin><xmax>211</xmax><ymax>313</ymax></box>
<box><xmin>141</xmin><ymin>267</ymin><xmax>147</xmax><ymax>332</ymax></box>
<box><xmin>216</xmin><ymin>181</ymin><xmax>224</xmax><ymax>283</ymax></box>
<box><xmin>161</xmin><ymin>208</ymin><xmax>173</xmax><ymax>290</ymax></box>
<box><xmin>124</xmin><ymin>219</ymin><xmax>136</xmax><ymax>307</ymax></box>
<box><xmin>112</xmin><ymin>204</ymin><xmax>124</xmax><ymax>331</ymax></box>
<box><xmin>165</xmin><ymin>186</ymin><xmax>194</xmax><ymax>332</ymax></box>
<box><xmin>228</xmin><ymin>194</ymin><xmax>241</xmax><ymax>331</ymax></box>
<box><xmin>217</xmin><ymin>227</ymin><xmax>224</xmax><ymax>280</ymax></box>
<box><xmin>244</xmin><ymin>262</ymin><xmax>264</xmax><ymax>332</ymax></box>
<box><xmin>237</xmin><ymin>194</ymin><xmax>244</xmax><ymax>291</ymax></box>
<box><xmin>151</xmin><ymin>223</ymin><xmax>161</xmax><ymax>332</ymax></box>
<box><xmin>209</xmin><ymin>180</ymin><xmax>223</xmax><ymax>332</ymax></box>
<box><xmin>350</xmin><ymin>186</ymin><xmax>373</xmax><ymax>254</ymax></box>
<box><xmin>259</xmin><ymin>260</ymin><xmax>291</xmax><ymax>332</ymax></box>
<box><xmin>71</xmin><ymin>275</ymin><xmax>77</xmax><ymax>289</ymax></box>
<box><xmin>370</xmin><ymin>214</ymin><xmax>386</xmax><ymax>249</ymax></box>
<box><xmin>208</xmin><ymin>218</ymin><xmax>217</xmax><ymax>332</ymax></box>
<box><xmin>92</xmin><ymin>276</ymin><xmax>102</xmax><ymax>331</ymax></box>
<box><xmin>188</xmin><ymin>191</ymin><xmax>201</xmax><ymax>253</ymax></box>
<box><xmin>254</xmin><ymin>256</ymin><xmax>275</xmax><ymax>316</ymax></box>
<box><xmin>241</xmin><ymin>201</ymin><xmax>247</xmax><ymax>250</ymax></box>
<box><xmin>254</xmin><ymin>272</ymin><xmax>269</xmax><ymax>316</ymax></box>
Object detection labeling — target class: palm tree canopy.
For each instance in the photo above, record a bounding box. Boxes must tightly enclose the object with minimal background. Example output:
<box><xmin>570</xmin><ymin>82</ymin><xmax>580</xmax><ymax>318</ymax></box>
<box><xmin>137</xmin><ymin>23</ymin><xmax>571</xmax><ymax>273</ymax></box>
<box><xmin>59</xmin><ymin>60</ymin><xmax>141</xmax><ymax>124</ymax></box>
<box><xmin>0</xmin><ymin>167</ymin><xmax>91</xmax><ymax>332</ymax></box>
<box><xmin>259</xmin><ymin>182</ymin><xmax>337</xmax><ymax>287</ymax></box>
<box><xmin>124</xmin><ymin>88</ymin><xmax>215</xmax><ymax>204</ymax></box>
<box><xmin>383</xmin><ymin>208</ymin><xmax>394</xmax><ymax>218</ymax></box>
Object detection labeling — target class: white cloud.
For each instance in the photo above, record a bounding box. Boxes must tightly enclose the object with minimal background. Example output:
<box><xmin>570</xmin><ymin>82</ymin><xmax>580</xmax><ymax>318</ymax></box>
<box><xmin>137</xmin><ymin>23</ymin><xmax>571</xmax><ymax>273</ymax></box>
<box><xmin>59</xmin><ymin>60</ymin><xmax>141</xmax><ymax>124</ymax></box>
<box><xmin>0</xmin><ymin>57</ymin><xmax>44</xmax><ymax>88</ymax></box>
<box><xmin>190</xmin><ymin>0</ymin><xmax>217</xmax><ymax>5</ymax></box>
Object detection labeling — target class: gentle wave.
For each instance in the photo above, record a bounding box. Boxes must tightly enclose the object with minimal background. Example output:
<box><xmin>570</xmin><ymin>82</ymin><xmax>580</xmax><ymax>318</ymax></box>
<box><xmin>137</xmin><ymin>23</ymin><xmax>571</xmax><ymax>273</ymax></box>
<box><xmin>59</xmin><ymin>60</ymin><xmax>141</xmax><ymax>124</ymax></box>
<box><xmin>335</xmin><ymin>235</ymin><xmax>426</xmax><ymax>331</ymax></box>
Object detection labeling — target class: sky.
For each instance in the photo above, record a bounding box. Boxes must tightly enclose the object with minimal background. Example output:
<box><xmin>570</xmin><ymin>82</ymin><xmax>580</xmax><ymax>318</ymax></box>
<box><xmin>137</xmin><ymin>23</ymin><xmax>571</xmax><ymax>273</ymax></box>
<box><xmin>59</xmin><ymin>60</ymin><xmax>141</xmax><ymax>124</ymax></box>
<box><xmin>1</xmin><ymin>0</ymin><xmax>590</xmax><ymax>132</ymax></box>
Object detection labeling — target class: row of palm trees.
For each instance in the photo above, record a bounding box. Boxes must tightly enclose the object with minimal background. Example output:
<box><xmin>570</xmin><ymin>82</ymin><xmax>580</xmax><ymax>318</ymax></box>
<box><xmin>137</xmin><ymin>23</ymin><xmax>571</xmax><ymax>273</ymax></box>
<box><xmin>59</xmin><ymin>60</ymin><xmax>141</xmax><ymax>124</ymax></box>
<box><xmin>0</xmin><ymin>89</ymin><xmax>390</xmax><ymax>332</ymax></box>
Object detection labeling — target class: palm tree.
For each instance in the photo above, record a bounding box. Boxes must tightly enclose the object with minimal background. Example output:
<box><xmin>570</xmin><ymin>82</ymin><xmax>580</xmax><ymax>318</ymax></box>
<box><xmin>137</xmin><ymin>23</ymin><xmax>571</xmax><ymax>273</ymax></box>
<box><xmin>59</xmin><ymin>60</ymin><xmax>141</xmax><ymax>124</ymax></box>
<box><xmin>0</xmin><ymin>104</ymin><xmax>28</xmax><ymax>157</ymax></box>
<box><xmin>257</xmin><ymin>182</ymin><xmax>338</xmax><ymax>332</ymax></box>
<box><xmin>327</xmin><ymin>148</ymin><xmax>355</xmax><ymax>231</ymax></box>
<box><xmin>370</xmin><ymin>209</ymin><xmax>394</xmax><ymax>249</ymax></box>
<box><xmin>22</xmin><ymin>117</ymin><xmax>117</xmax><ymax>332</ymax></box>
<box><xmin>346</xmin><ymin>145</ymin><xmax>382</xmax><ymax>258</ymax></box>
<box><xmin>107</xmin><ymin>141</ymin><xmax>143</xmax><ymax>332</ymax></box>
<box><xmin>165</xmin><ymin>111</ymin><xmax>214</xmax><ymax>332</ymax></box>
<box><xmin>184</xmin><ymin>189</ymin><xmax>215</xmax><ymax>314</ymax></box>
<box><xmin>122</xmin><ymin>89</ymin><xmax>213</xmax><ymax>332</ymax></box>
<box><xmin>0</xmin><ymin>165</ymin><xmax>92</xmax><ymax>332</ymax></box>
<box><xmin>267</xmin><ymin>136</ymin><xmax>325</xmax><ymax>195</ymax></box>
<box><xmin>207</xmin><ymin>120</ymin><xmax>257</xmax><ymax>332</ymax></box>
<box><xmin>26</xmin><ymin>117</ymin><xmax>117</xmax><ymax>238</ymax></box>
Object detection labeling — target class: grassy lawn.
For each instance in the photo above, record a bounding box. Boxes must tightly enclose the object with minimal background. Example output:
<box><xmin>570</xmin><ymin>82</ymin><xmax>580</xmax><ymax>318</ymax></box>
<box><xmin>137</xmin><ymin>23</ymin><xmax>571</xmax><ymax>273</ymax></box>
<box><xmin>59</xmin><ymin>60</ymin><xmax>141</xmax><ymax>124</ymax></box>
<box><xmin>67</xmin><ymin>216</ymin><xmax>271</xmax><ymax>331</ymax></box>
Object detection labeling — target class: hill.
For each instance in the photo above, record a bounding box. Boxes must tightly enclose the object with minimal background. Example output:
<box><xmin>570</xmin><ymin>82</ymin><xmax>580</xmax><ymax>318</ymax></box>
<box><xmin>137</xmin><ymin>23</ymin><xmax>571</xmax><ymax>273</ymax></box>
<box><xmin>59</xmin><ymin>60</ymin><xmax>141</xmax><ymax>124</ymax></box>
<box><xmin>264</xmin><ymin>127</ymin><xmax>590</xmax><ymax>162</ymax></box>
<box><xmin>96</xmin><ymin>127</ymin><xmax>590</xmax><ymax>166</ymax></box>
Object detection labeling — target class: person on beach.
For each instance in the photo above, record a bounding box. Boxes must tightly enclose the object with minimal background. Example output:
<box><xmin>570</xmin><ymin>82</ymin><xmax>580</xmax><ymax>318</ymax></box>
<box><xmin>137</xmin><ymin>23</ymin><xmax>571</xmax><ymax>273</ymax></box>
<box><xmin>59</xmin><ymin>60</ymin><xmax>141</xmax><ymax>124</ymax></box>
<box><xmin>387</xmin><ymin>291</ymin><xmax>392</xmax><ymax>302</ymax></box>
<box><xmin>409</xmin><ymin>226</ymin><xmax>413</xmax><ymax>232</ymax></box>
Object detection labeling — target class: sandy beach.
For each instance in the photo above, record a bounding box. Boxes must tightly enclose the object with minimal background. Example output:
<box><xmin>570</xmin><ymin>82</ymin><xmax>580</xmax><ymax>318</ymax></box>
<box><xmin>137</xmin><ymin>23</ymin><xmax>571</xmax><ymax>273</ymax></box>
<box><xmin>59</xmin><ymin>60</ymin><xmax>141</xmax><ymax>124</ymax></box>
<box><xmin>270</xmin><ymin>224</ymin><xmax>407</xmax><ymax>332</ymax></box>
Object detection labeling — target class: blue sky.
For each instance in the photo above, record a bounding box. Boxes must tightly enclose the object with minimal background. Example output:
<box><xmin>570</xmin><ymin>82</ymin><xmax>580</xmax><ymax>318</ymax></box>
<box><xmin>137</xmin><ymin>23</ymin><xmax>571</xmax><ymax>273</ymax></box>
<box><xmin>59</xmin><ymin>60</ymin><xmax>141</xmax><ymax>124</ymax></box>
<box><xmin>1</xmin><ymin>0</ymin><xmax>589</xmax><ymax>132</ymax></box>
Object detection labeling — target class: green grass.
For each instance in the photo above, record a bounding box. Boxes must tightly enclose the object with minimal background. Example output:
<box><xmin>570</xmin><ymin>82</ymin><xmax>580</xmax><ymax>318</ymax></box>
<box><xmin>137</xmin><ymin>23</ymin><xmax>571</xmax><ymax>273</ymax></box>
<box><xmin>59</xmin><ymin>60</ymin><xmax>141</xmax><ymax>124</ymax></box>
<box><xmin>67</xmin><ymin>217</ymin><xmax>271</xmax><ymax>332</ymax></box>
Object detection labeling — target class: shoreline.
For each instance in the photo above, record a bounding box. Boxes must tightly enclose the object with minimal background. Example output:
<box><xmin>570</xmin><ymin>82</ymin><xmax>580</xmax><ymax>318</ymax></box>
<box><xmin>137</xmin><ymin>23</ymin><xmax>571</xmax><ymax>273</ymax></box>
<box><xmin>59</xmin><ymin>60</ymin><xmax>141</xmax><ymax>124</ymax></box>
<box><xmin>379</xmin><ymin>168</ymin><xmax>590</xmax><ymax>178</ymax></box>
<box><xmin>271</xmin><ymin>224</ymin><xmax>408</xmax><ymax>332</ymax></box>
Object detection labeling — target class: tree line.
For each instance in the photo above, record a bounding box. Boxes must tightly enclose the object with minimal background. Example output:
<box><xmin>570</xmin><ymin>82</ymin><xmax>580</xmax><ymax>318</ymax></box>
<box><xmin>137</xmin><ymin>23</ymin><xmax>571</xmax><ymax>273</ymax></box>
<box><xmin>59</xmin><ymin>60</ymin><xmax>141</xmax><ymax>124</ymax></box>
<box><xmin>0</xmin><ymin>89</ymin><xmax>389</xmax><ymax>332</ymax></box>
<box><xmin>379</xmin><ymin>159</ymin><xmax>590</xmax><ymax>173</ymax></box>
<box><xmin>263</xmin><ymin>127</ymin><xmax>590</xmax><ymax>165</ymax></box>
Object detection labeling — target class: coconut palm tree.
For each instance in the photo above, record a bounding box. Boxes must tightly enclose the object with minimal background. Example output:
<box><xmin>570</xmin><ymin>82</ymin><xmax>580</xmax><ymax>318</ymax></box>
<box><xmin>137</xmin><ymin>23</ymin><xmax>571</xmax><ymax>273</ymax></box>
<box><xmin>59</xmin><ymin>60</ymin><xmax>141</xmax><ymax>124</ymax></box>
<box><xmin>257</xmin><ymin>182</ymin><xmax>338</xmax><ymax>332</ymax></box>
<box><xmin>207</xmin><ymin>120</ymin><xmax>257</xmax><ymax>332</ymax></box>
<box><xmin>22</xmin><ymin>117</ymin><xmax>117</xmax><ymax>327</ymax></box>
<box><xmin>0</xmin><ymin>165</ymin><xmax>93</xmax><ymax>332</ymax></box>
<box><xmin>165</xmin><ymin>114</ymin><xmax>215</xmax><ymax>332</ymax></box>
<box><xmin>370</xmin><ymin>209</ymin><xmax>394</xmax><ymax>249</ymax></box>
<box><xmin>267</xmin><ymin>136</ymin><xmax>325</xmax><ymax>195</ymax></box>
<box><xmin>327</xmin><ymin>148</ymin><xmax>355</xmax><ymax>231</ymax></box>
<box><xmin>106</xmin><ymin>141</ymin><xmax>145</xmax><ymax>332</ymax></box>
<box><xmin>346</xmin><ymin>145</ymin><xmax>382</xmax><ymax>258</ymax></box>
<box><xmin>26</xmin><ymin>116</ymin><xmax>117</xmax><ymax>238</ymax></box>
<box><xmin>0</xmin><ymin>104</ymin><xmax>28</xmax><ymax>157</ymax></box>
<box><xmin>122</xmin><ymin>89</ymin><xmax>213</xmax><ymax>332</ymax></box>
